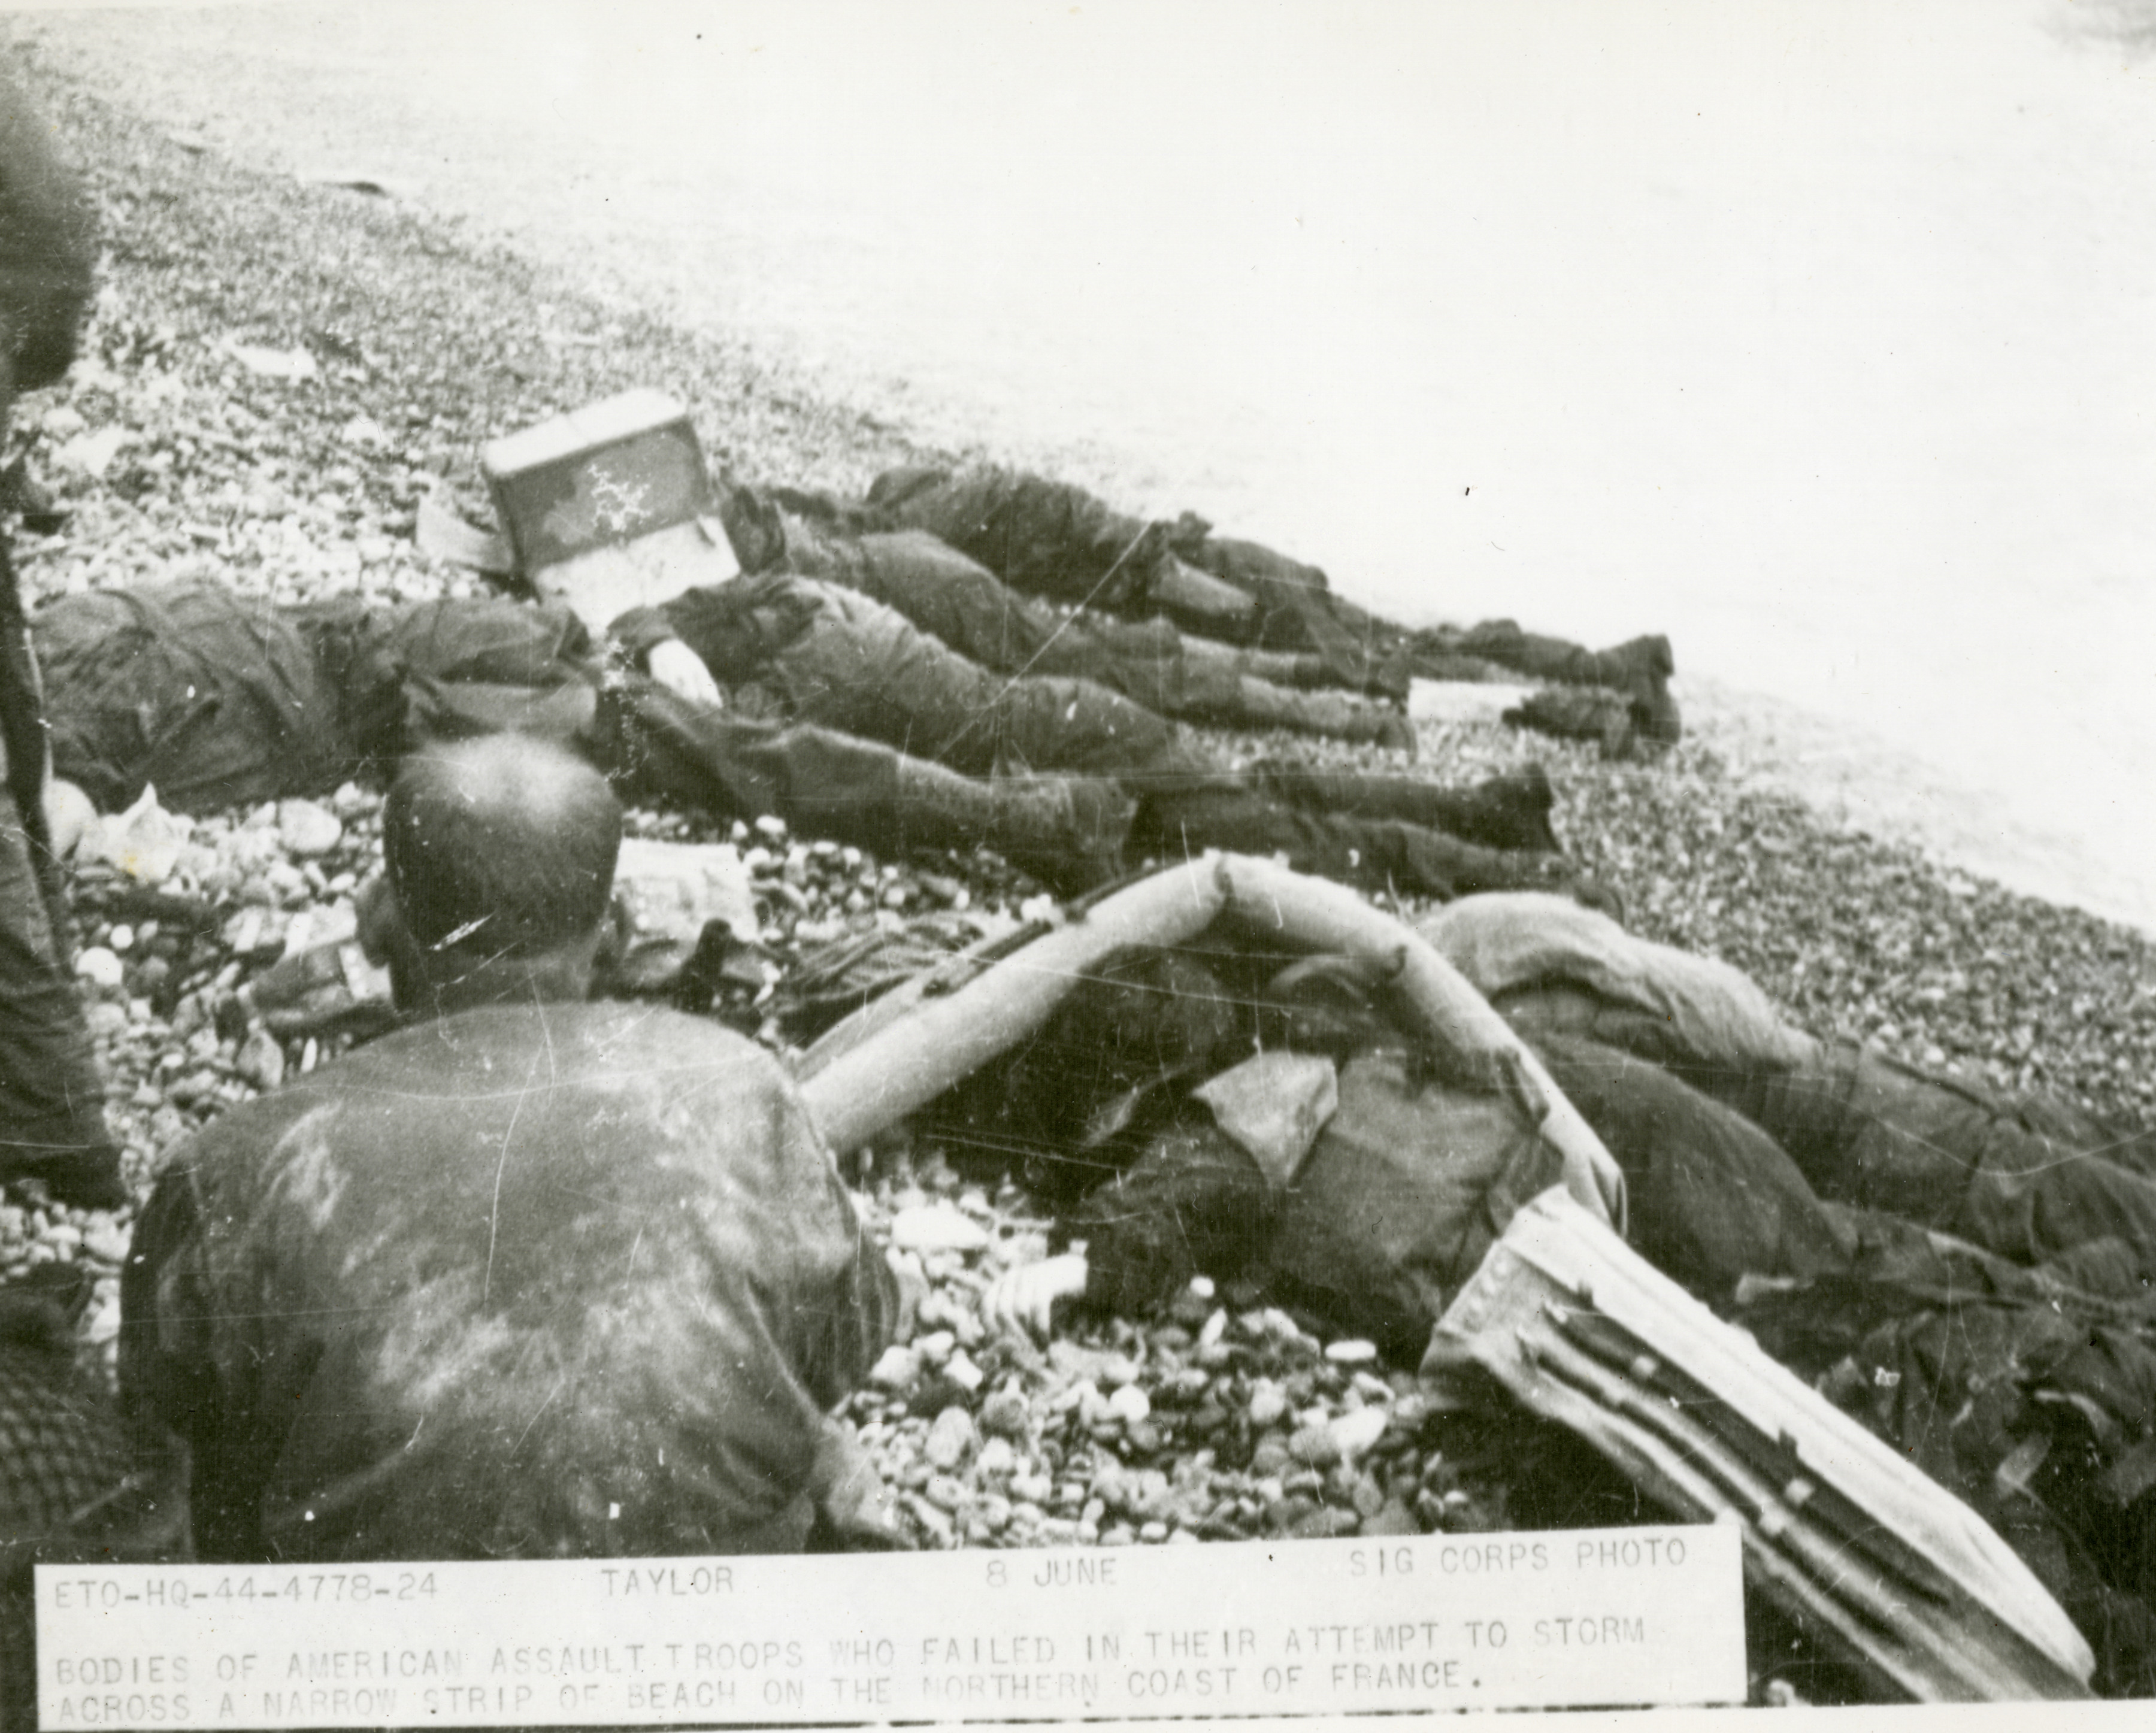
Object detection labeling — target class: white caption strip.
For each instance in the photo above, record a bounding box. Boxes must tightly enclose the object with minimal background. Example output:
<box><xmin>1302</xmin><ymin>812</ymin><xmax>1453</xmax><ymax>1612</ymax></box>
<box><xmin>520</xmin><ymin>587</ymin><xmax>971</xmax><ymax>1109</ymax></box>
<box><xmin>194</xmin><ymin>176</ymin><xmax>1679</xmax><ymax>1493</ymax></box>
<box><xmin>40</xmin><ymin>1525</ymin><xmax>1743</xmax><ymax>1726</ymax></box>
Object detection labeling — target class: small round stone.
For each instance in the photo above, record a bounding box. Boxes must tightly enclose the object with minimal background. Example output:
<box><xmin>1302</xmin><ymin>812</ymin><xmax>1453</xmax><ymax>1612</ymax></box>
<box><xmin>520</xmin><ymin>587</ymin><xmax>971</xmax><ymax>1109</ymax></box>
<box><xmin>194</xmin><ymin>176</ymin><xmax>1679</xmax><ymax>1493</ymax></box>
<box><xmin>979</xmin><ymin>1388</ymin><xmax>1031</xmax><ymax>1440</ymax></box>
<box><xmin>924</xmin><ymin>1406</ymin><xmax>978</xmax><ymax>1472</ymax></box>
<box><xmin>277</xmin><ymin>798</ymin><xmax>343</xmax><ymax>857</ymax></box>
<box><xmin>75</xmin><ymin>948</ymin><xmax>125</xmax><ymax>991</ymax></box>
<box><xmin>868</xmin><ymin>1345</ymin><xmax>920</xmax><ymax>1389</ymax></box>
<box><xmin>1107</xmin><ymin>1384</ymin><xmax>1152</xmax><ymax>1426</ymax></box>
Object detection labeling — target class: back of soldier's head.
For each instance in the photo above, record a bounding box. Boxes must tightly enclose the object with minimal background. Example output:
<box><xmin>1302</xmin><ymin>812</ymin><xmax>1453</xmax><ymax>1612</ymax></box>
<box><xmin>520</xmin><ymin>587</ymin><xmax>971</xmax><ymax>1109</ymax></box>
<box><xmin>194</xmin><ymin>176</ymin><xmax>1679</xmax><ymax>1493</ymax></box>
<box><xmin>383</xmin><ymin>737</ymin><xmax>620</xmax><ymax>992</ymax></box>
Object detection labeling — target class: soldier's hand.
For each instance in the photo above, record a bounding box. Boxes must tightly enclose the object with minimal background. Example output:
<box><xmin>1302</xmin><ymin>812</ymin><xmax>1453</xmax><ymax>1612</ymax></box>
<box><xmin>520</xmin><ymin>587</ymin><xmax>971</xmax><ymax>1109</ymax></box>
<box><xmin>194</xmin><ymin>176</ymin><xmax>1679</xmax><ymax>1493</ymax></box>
<box><xmin>983</xmin><ymin>1253</ymin><xmax>1089</xmax><ymax>1340</ymax></box>
<box><xmin>647</xmin><ymin>637</ymin><xmax>723</xmax><ymax>710</ymax></box>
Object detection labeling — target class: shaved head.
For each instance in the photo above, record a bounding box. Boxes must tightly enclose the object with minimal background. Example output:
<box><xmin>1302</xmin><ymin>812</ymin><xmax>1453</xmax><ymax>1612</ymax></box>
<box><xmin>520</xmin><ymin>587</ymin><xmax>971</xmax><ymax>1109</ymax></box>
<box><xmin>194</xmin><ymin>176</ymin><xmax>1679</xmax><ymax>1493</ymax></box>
<box><xmin>383</xmin><ymin>737</ymin><xmax>620</xmax><ymax>1002</ymax></box>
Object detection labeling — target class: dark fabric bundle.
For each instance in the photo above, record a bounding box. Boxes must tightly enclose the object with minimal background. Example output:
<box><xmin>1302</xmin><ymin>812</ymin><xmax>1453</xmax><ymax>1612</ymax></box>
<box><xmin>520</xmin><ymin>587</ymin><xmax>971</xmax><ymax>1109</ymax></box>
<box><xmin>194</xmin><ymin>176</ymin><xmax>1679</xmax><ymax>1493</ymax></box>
<box><xmin>773</xmin><ymin>911</ymin><xmax>1000</xmax><ymax>1046</ymax></box>
<box><xmin>1266</xmin><ymin>1049</ymin><xmax>1564</xmax><ymax>1359</ymax></box>
<box><xmin>1068</xmin><ymin>1119</ymin><xmax>1277</xmax><ymax>1317</ymax></box>
<box><xmin>929</xmin><ymin>946</ymin><xmax>1252</xmax><ymax>1199</ymax></box>
<box><xmin>1734</xmin><ymin>1219</ymin><xmax>2156</xmax><ymax>1698</ymax></box>
<box><xmin>37</xmin><ymin>583</ymin><xmax>355</xmax><ymax>813</ymax></box>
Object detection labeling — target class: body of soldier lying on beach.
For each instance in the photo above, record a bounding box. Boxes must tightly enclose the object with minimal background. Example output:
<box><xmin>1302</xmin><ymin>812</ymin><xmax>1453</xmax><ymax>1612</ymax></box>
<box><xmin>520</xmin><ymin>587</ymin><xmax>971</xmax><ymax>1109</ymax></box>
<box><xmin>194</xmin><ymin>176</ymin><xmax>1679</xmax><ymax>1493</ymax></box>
<box><xmin>713</xmin><ymin>466</ymin><xmax>1684</xmax><ymax>759</ymax></box>
<box><xmin>31</xmin><ymin>578</ymin><xmax>1597</xmax><ymax>905</ymax></box>
<box><xmin>624</xmin><ymin>509</ymin><xmax>1416</xmax><ymax>753</ymax></box>
<box><xmin>949</xmin><ymin>890</ymin><xmax>2156</xmax><ymax>1693</ymax></box>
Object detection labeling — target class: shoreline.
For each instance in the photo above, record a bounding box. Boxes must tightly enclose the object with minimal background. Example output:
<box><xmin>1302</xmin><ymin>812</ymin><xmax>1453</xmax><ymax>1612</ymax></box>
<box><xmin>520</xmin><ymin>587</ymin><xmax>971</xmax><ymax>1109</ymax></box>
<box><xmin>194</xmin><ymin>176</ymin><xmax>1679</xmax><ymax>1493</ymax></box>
<box><xmin>1674</xmin><ymin>678</ymin><xmax>2156</xmax><ymax>940</ymax></box>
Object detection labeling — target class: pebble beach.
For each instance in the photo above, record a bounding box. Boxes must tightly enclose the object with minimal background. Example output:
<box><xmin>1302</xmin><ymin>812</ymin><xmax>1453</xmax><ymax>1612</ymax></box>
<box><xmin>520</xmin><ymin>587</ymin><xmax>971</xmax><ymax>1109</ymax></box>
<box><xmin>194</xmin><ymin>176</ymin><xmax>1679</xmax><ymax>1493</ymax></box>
<box><xmin>9</xmin><ymin>32</ymin><xmax>2156</xmax><ymax>1699</ymax></box>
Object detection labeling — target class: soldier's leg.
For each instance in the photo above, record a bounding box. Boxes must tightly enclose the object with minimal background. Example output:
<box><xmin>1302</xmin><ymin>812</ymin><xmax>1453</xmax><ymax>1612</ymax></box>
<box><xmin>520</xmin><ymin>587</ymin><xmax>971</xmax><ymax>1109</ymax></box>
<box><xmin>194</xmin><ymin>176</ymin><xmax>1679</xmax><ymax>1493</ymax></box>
<box><xmin>1130</xmin><ymin>781</ymin><xmax>1588</xmax><ymax>904</ymax></box>
<box><xmin>868</xmin><ymin>466</ymin><xmax>1162</xmax><ymax>611</ymax></box>
<box><xmin>1461</xmin><ymin>622</ymin><xmax>1682</xmax><ymax>746</ymax></box>
<box><xmin>1185</xmin><ymin>535</ymin><xmax>1409</xmax><ymax>698</ymax></box>
<box><xmin>1729</xmin><ymin>1046</ymin><xmax>2156</xmax><ymax>1278</ymax></box>
<box><xmin>847</xmin><ymin>529</ymin><xmax>1197</xmax><ymax>711</ymax></box>
<box><xmin>1178</xmin><ymin>633</ymin><xmax>1335</xmax><ymax>692</ymax></box>
<box><xmin>720</xmin><ymin>574</ymin><xmax>1181</xmax><ymax>780</ymax></box>
<box><xmin>1459</xmin><ymin>620</ymin><xmax>1673</xmax><ymax>691</ymax></box>
<box><xmin>959</xmin><ymin>671</ymin><xmax>1183</xmax><ymax>778</ymax></box>
<box><xmin>607</xmin><ymin>681</ymin><xmax>1132</xmax><ymax>892</ymax></box>
<box><xmin>891</xmin><ymin>758</ymin><xmax>1134</xmax><ymax>893</ymax></box>
<box><xmin>1168</xmin><ymin>674</ymin><xmax>1415</xmax><ymax>752</ymax></box>
<box><xmin>1252</xmin><ymin>762</ymin><xmax>1561</xmax><ymax>854</ymax></box>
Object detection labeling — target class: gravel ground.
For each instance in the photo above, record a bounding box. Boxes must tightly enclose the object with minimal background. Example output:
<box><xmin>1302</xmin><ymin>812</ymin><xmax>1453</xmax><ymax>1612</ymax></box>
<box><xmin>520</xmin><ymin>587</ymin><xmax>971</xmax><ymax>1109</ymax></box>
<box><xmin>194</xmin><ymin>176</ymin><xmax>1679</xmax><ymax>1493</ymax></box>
<box><xmin>11</xmin><ymin>51</ymin><xmax>2156</xmax><ymax>1701</ymax></box>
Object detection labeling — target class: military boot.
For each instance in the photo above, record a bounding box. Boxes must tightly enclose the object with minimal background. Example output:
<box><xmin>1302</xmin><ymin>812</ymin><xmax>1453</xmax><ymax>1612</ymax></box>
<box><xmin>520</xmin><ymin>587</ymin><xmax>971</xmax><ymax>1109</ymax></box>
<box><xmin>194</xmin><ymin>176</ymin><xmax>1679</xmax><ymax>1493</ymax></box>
<box><xmin>1585</xmin><ymin>634</ymin><xmax>1681</xmax><ymax>746</ymax></box>
<box><xmin>1503</xmin><ymin>687</ymin><xmax>1654</xmax><ymax>761</ymax></box>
